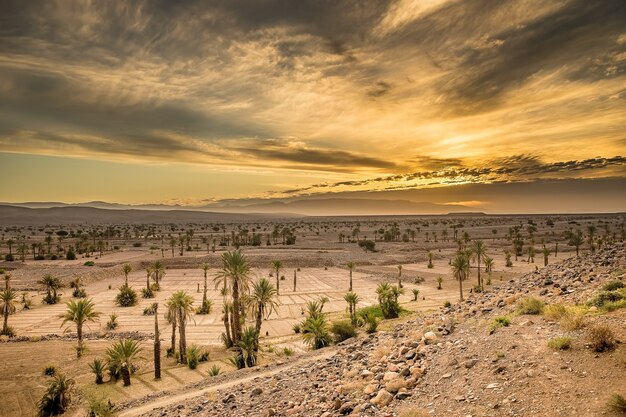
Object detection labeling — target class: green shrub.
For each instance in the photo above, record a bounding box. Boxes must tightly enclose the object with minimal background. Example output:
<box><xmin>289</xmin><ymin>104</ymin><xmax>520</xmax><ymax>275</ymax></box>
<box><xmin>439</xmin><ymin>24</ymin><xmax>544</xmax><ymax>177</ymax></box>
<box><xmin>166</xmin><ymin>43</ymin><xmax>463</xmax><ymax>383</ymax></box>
<box><xmin>186</xmin><ymin>345</ymin><xmax>203</xmax><ymax>369</ymax></box>
<box><xmin>0</xmin><ymin>326</ymin><xmax>16</xmax><ymax>337</ymax></box>
<box><xmin>142</xmin><ymin>287</ymin><xmax>154</xmax><ymax>299</ymax></box>
<box><xmin>115</xmin><ymin>285</ymin><xmax>137</xmax><ymax>307</ymax></box>
<box><xmin>517</xmin><ymin>297</ymin><xmax>545</xmax><ymax>314</ymax></box>
<box><xmin>43</xmin><ymin>365</ymin><xmax>57</xmax><ymax>376</ymax></box>
<box><xmin>443</xmin><ymin>301</ymin><xmax>451</xmax><ymax>308</ymax></box>
<box><xmin>543</xmin><ymin>304</ymin><xmax>568</xmax><ymax>321</ymax></box>
<box><xmin>208</xmin><ymin>364</ymin><xmax>221</xmax><ymax>377</ymax></box>
<box><xmin>66</xmin><ymin>248</ymin><xmax>76</xmax><ymax>260</ymax></box>
<box><xmin>86</xmin><ymin>395</ymin><xmax>116</xmax><ymax>417</ymax></box>
<box><xmin>105</xmin><ymin>313</ymin><xmax>118</xmax><ymax>330</ymax></box>
<box><xmin>83</xmin><ymin>261</ymin><xmax>95</xmax><ymax>266</ymax></box>
<box><xmin>196</xmin><ymin>299</ymin><xmax>213</xmax><ymax>314</ymax></box>
<box><xmin>330</xmin><ymin>320</ymin><xmax>357</xmax><ymax>343</ymax></box>
<box><xmin>72</xmin><ymin>288</ymin><xmax>87</xmax><ymax>298</ymax></box>
<box><xmin>489</xmin><ymin>316</ymin><xmax>511</xmax><ymax>334</ymax></box>
<box><xmin>607</xmin><ymin>394</ymin><xmax>626</xmax><ymax>413</ymax></box>
<box><xmin>4</xmin><ymin>254</ymin><xmax>14</xmax><ymax>262</ymax></box>
<box><xmin>89</xmin><ymin>359</ymin><xmax>106</xmax><ymax>384</ymax></box>
<box><xmin>292</xmin><ymin>323</ymin><xmax>301</xmax><ymax>334</ymax></box>
<box><xmin>37</xmin><ymin>373</ymin><xmax>75</xmax><ymax>417</ymax></box>
<box><xmin>132</xmin><ymin>242</ymin><xmax>142</xmax><ymax>247</ymax></box>
<box><xmin>602</xmin><ymin>299</ymin><xmax>626</xmax><ymax>312</ymax></box>
<box><xmin>356</xmin><ymin>305</ymin><xmax>385</xmax><ymax>320</ymax></box>
<box><xmin>547</xmin><ymin>336</ymin><xmax>572</xmax><ymax>350</ymax></box>
<box><xmin>302</xmin><ymin>315</ymin><xmax>332</xmax><ymax>350</ymax></box>
<box><xmin>143</xmin><ymin>305</ymin><xmax>156</xmax><ymax>316</ymax></box>
<box><xmin>602</xmin><ymin>281</ymin><xmax>625</xmax><ymax>291</ymax></box>
<box><xmin>282</xmin><ymin>347</ymin><xmax>295</xmax><ymax>357</ymax></box>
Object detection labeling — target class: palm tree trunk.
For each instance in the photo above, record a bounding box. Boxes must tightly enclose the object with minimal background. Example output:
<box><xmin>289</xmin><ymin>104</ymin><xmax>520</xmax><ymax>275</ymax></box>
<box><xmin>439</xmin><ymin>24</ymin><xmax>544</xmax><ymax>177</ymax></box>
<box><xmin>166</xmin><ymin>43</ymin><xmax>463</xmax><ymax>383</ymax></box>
<box><xmin>459</xmin><ymin>275</ymin><xmax>464</xmax><ymax>301</ymax></box>
<box><xmin>121</xmin><ymin>366</ymin><xmax>131</xmax><ymax>386</ymax></box>
<box><xmin>293</xmin><ymin>270</ymin><xmax>296</xmax><ymax>292</ymax></box>
<box><xmin>255</xmin><ymin>305</ymin><xmax>263</xmax><ymax>350</ymax></box>
<box><xmin>349</xmin><ymin>270</ymin><xmax>353</xmax><ymax>292</ymax></box>
<box><xmin>3</xmin><ymin>312</ymin><xmax>8</xmax><ymax>333</ymax></box>
<box><xmin>154</xmin><ymin>308</ymin><xmax>161</xmax><ymax>379</ymax></box>
<box><xmin>170</xmin><ymin>319</ymin><xmax>177</xmax><ymax>356</ymax></box>
<box><xmin>77</xmin><ymin>323</ymin><xmax>83</xmax><ymax>358</ymax></box>
<box><xmin>202</xmin><ymin>272</ymin><xmax>208</xmax><ymax>306</ymax></box>
<box><xmin>223</xmin><ymin>309</ymin><xmax>232</xmax><ymax>347</ymax></box>
<box><xmin>477</xmin><ymin>258</ymin><xmax>481</xmax><ymax>290</ymax></box>
<box><xmin>178</xmin><ymin>311</ymin><xmax>187</xmax><ymax>364</ymax></box>
<box><xmin>232</xmin><ymin>279</ymin><xmax>241</xmax><ymax>343</ymax></box>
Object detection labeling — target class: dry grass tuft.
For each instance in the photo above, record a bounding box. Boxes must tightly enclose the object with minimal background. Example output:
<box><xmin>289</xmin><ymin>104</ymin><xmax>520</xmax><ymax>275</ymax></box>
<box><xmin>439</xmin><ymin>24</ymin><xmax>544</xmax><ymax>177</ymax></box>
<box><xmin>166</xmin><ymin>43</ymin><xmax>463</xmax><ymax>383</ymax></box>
<box><xmin>547</xmin><ymin>336</ymin><xmax>572</xmax><ymax>350</ymax></box>
<box><xmin>586</xmin><ymin>324</ymin><xmax>616</xmax><ymax>352</ymax></box>
<box><xmin>607</xmin><ymin>394</ymin><xmax>626</xmax><ymax>413</ymax></box>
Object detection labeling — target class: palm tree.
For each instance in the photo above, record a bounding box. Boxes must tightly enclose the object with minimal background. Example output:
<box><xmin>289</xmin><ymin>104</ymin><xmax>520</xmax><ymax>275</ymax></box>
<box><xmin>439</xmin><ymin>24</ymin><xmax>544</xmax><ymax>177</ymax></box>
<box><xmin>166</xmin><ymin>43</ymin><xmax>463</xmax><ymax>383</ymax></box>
<box><xmin>169</xmin><ymin>290</ymin><xmax>195</xmax><ymax>364</ymax></box>
<box><xmin>215</xmin><ymin>250</ymin><xmax>252</xmax><ymax>347</ymax></box>
<box><xmin>145</xmin><ymin>267</ymin><xmax>153</xmax><ymax>294</ymax></box>
<box><xmin>271</xmin><ymin>260</ymin><xmax>282</xmax><ymax>295</ymax></box>
<box><xmin>344</xmin><ymin>292</ymin><xmax>359</xmax><ymax>325</ymax></box>
<box><xmin>470</xmin><ymin>240</ymin><xmax>486</xmax><ymax>290</ymax></box>
<box><xmin>4</xmin><ymin>274</ymin><xmax>11</xmax><ymax>290</ymax></box>
<box><xmin>200</xmin><ymin>263</ymin><xmax>210</xmax><ymax>312</ymax></box>
<box><xmin>37</xmin><ymin>373</ymin><xmax>75</xmax><ymax>416</ymax></box>
<box><xmin>542</xmin><ymin>246</ymin><xmax>551</xmax><ymax>266</ymax></box>
<box><xmin>568</xmin><ymin>230</ymin><xmax>584</xmax><ymax>256</ymax></box>
<box><xmin>106</xmin><ymin>339</ymin><xmax>142</xmax><ymax>386</ymax></box>
<box><xmin>587</xmin><ymin>225</ymin><xmax>597</xmax><ymax>253</ymax></box>
<box><xmin>39</xmin><ymin>274</ymin><xmax>63</xmax><ymax>304</ymax></box>
<box><xmin>239</xmin><ymin>326</ymin><xmax>258</xmax><ymax>367</ymax></box>
<box><xmin>302</xmin><ymin>315</ymin><xmax>331</xmax><ymax>350</ymax></box>
<box><xmin>0</xmin><ymin>288</ymin><xmax>17</xmax><ymax>336</ymax></box>
<box><xmin>347</xmin><ymin>262</ymin><xmax>355</xmax><ymax>292</ymax></box>
<box><xmin>153</xmin><ymin>303</ymin><xmax>161</xmax><ymax>380</ymax></box>
<box><xmin>60</xmin><ymin>298</ymin><xmax>101</xmax><ymax>357</ymax></box>
<box><xmin>397</xmin><ymin>265</ymin><xmax>403</xmax><ymax>288</ymax></box>
<box><xmin>122</xmin><ymin>264</ymin><xmax>132</xmax><ymax>286</ymax></box>
<box><xmin>451</xmin><ymin>253</ymin><xmax>470</xmax><ymax>301</ymax></box>
<box><xmin>152</xmin><ymin>260</ymin><xmax>165</xmax><ymax>286</ymax></box>
<box><xmin>249</xmin><ymin>278</ymin><xmax>278</xmax><ymax>342</ymax></box>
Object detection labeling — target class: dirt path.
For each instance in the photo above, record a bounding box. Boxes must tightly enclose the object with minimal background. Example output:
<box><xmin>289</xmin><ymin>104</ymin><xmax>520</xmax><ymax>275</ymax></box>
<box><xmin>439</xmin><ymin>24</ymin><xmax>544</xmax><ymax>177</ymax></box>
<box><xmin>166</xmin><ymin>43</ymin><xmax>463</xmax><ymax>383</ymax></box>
<box><xmin>117</xmin><ymin>348</ymin><xmax>338</xmax><ymax>417</ymax></box>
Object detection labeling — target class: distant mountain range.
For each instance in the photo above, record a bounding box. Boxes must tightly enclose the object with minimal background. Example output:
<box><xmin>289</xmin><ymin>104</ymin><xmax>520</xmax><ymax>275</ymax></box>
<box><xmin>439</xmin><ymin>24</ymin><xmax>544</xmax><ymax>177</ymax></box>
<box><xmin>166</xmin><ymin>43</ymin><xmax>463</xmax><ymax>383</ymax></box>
<box><xmin>0</xmin><ymin>198</ymin><xmax>473</xmax><ymax>220</ymax></box>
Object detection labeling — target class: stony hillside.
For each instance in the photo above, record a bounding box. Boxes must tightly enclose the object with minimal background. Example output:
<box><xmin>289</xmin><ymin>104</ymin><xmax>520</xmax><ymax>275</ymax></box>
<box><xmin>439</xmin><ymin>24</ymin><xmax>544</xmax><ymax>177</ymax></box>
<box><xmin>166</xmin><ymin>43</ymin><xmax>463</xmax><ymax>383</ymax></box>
<box><xmin>132</xmin><ymin>247</ymin><xmax>626</xmax><ymax>417</ymax></box>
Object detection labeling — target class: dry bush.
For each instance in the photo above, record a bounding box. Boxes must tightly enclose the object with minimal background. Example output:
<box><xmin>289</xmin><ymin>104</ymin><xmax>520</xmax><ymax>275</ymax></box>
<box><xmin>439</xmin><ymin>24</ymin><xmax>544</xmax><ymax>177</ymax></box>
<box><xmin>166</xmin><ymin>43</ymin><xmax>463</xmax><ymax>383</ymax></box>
<box><xmin>543</xmin><ymin>304</ymin><xmax>567</xmax><ymax>321</ymax></box>
<box><xmin>517</xmin><ymin>297</ymin><xmax>545</xmax><ymax>315</ymax></box>
<box><xmin>560</xmin><ymin>312</ymin><xmax>586</xmax><ymax>331</ymax></box>
<box><xmin>371</xmin><ymin>345</ymin><xmax>391</xmax><ymax>361</ymax></box>
<box><xmin>586</xmin><ymin>324</ymin><xmax>616</xmax><ymax>352</ymax></box>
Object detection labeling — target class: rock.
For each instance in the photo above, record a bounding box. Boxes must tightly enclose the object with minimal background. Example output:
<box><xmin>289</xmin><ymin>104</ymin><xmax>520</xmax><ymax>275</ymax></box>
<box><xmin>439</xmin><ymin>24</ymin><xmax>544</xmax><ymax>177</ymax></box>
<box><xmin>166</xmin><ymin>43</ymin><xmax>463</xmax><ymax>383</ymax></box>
<box><xmin>371</xmin><ymin>389</ymin><xmax>394</xmax><ymax>407</ymax></box>
<box><xmin>222</xmin><ymin>393</ymin><xmax>236</xmax><ymax>403</ymax></box>
<box><xmin>465</xmin><ymin>359</ymin><xmax>478</xmax><ymax>369</ymax></box>
<box><xmin>396</xmin><ymin>392</ymin><xmax>412</xmax><ymax>400</ymax></box>
<box><xmin>339</xmin><ymin>401</ymin><xmax>355</xmax><ymax>414</ymax></box>
<box><xmin>250</xmin><ymin>387</ymin><xmax>263</xmax><ymax>396</ymax></box>
<box><xmin>424</xmin><ymin>331</ymin><xmax>438</xmax><ymax>344</ymax></box>
<box><xmin>486</xmin><ymin>383</ymin><xmax>499</xmax><ymax>389</ymax></box>
<box><xmin>364</xmin><ymin>383</ymin><xmax>379</xmax><ymax>395</ymax></box>
<box><xmin>383</xmin><ymin>371</ymin><xmax>399</xmax><ymax>381</ymax></box>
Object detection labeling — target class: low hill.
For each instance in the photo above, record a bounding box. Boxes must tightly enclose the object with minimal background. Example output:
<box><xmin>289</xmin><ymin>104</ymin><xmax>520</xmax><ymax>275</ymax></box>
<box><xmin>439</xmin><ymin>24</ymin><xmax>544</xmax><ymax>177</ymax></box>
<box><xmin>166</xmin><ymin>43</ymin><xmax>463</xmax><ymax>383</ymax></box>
<box><xmin>0</xmin><ymin>205</ymin><xmax>298</xmax><ymax>226</ymax></box>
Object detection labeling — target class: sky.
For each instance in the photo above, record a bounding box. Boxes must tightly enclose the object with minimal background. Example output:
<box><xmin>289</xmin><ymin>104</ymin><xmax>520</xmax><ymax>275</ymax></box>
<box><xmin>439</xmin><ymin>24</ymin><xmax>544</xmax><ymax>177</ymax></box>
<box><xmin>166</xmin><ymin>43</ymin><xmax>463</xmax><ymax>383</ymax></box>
<box><xmin>0</xmin><ymin>0</ymin><xmax>625</xmax><ymax>212</ymax></box>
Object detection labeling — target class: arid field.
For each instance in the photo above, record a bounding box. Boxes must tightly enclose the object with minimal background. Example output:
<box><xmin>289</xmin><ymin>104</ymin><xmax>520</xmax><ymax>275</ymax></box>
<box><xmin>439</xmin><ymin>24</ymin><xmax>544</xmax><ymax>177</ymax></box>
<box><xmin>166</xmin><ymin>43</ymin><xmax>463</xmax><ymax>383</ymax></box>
<box><xmin>0</xmin><ymin>213</ymin><xmax>624</xmax><ymax>417</ymax></box>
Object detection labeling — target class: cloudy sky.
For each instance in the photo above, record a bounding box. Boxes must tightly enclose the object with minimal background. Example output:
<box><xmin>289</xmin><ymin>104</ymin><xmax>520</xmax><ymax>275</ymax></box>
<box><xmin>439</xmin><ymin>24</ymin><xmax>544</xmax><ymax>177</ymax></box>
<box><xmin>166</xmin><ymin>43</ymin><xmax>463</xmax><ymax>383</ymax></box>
<box><xmin>0</xmin><ymin>0</ymin><xmax>625</xmax><ymax>212</ymax></box>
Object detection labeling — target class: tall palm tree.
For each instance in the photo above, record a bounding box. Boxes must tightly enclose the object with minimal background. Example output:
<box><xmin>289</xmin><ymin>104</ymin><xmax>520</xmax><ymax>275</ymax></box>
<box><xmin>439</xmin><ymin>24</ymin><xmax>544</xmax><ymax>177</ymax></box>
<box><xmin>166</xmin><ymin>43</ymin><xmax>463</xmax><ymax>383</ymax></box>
<box><xmin>271</xmin><ymin>260</ymin><xmax>282</xmax><ymax>295</ymax></box>
<box><xmin>169</xmin><ymin>290</ymin><xmax>195</xmax><ymax>364</ymax></box>
<box><xmin>470</xmin><ymin>240</ymin><xmax>486</xmax><ymax>290</ymax></box>
<box><xmin>122</xmin><ymin>264</ymin><xmax>132</xmax><ymax>286</ymax></box>
<box><xmin>201</xmin><ymin>263</ymin><xmax>210</xmax><ymax>311</ymax></box>
<box><xmin>347</xmin><ymin>262</ymin><xmax>355</xmax><ymax>292</ymax></box>
<box><xmin>568</xmin><ymin>230</ymin><xmax>584</xmax><ymax>256</ymax></box>
<box><xmin>0</xmin><ymin>288</ymin><xmax>17</xmax><ymax>336</ymax></box>
<box><xmin>397</xmin><ymin>265</ymin><xmax>403</xmax><ymax>288</ymax></box>
<box><xmin>59</xmin><ymin>298</ymin><xmax>100</xmax><ymax>358</ymax></box>
<box><xmin>106</xmin><ymin>339</ymin><xmax>142</xmax><ymax>386</ymax></box>
<box><xmin>249</xmin><ymin>278</ymin><xmax>278</xmax><ymax>343</ymax></box>
<box><xmin>451</xmin><ymin>253</ymin><xmax>470</xmax><ymax>301</ymax></box>
<box><xmin>145</xmin><ymin>267</ymin><xmax>153</xmax><ymax>294</ymax></box>
<box><xmin>215</xmin><ymin>250</ymin><xmax>252</xmax><ymax>346</ymax></box>
<box><xmin>344</xmin><ymin>292</ymin><xmax>359</xmax><ymax>325</ymax></box>
<box><xmin>4</xmin><ymin>273</ymin><xmax>11</xmax><ymax>290</ymax></box>
<box><xmin>152</xmin><ymin>260</ymin><xmax>165</xmax><ymax>286</ymax></box>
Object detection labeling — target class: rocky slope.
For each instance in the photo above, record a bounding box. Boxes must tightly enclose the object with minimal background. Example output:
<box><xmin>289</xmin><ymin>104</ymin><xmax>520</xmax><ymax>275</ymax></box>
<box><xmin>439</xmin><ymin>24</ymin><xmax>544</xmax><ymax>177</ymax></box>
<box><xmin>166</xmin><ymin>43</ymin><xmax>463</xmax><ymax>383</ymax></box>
<box><xmin>133</xmin><ymin>246</ymin><xmax>626</xmax><ymax>417</ymax></box>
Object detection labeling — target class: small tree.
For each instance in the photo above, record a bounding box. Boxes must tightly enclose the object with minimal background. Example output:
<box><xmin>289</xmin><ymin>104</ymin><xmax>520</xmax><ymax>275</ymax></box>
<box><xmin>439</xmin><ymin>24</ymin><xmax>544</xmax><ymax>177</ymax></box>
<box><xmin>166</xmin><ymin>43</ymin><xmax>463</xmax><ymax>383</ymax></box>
<box><xmin>0</xmin><ymin>288</ymin><xmax>17</xmax><ymax>336</ymax></box>
<box><xmin>59</xmin><ymin>298</ymin><xmax>100</xmax><ymax>358</ymax></box>
<box><xmin>37</xmin><ymin>373</ymin><xmax>75</xmax><ymax>416</ymax></box>
<box><xmin>412</xmin><ymin>288</ymin><xmax>420</xmax><ymax>301</ymax></box>
<box><xmin>106</xmin><ymin>339</ymin><xmax>142</xmax><ymax>386</ymax></box>
<box><xmin>344</xmin><ymin>292</ymin><xmax>359</xmax><ymax>325</ymax></box>
<box><xmin>122</xmin><ymin>264</ymin><xmax>132</xmax><ymax>286</ymax></box>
